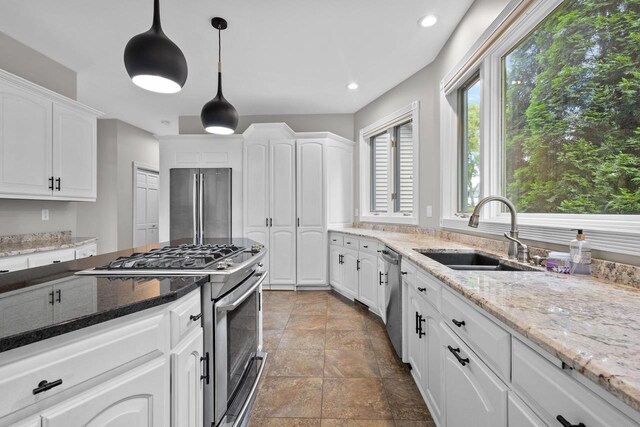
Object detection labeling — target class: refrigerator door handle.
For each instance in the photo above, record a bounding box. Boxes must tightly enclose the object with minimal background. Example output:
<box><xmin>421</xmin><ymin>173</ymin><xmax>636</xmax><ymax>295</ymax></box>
<box><xmin>199</xmin><ymin>173</ymin><xmax>204</xmax><ymax>243</ymax></box>
<box><xmin>193</xmin><ymin>173</ymin><xmax>198</xmax><ymax>241</ymax></box>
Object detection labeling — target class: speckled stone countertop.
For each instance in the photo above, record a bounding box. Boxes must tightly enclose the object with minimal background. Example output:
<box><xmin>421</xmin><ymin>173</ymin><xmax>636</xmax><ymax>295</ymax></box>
<box><xmin>330</xmin><ymin>227</ymin><xmax>640</xmax><ymax>413</ymax></box>
<box><xmin>0</xmin><ymin>231</ymin><xmax>96</xmax><ymax>257</ymax></box>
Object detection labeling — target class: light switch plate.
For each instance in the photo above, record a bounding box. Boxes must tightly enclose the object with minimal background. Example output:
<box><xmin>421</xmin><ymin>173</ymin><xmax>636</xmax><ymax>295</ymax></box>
<box><xmin>426</xmin><ymin>205</ymin><xmax>433</xmax><ymax>218</ymax></box>
<box><xmin>41</xmin><ymin>209</ymin><xmax>49</xmax><ymax>221</ymax></box>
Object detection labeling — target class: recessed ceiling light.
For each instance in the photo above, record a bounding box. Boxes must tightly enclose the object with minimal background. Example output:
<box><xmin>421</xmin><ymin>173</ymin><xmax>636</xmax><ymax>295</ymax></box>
<box><xmin>419</xmin><ymin>15</ymin><xmax>438</xmax><ymax>28</ymax></box>
<box><xmin>347</xmin><ymin>82</ymin><xmax>359</xmax><ymax>90</ymax></box>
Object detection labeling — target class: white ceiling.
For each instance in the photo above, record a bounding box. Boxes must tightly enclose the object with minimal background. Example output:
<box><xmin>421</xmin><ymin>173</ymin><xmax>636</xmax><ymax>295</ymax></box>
<box><xmin>0</xmin><ymin>0</ymin><xmax>473</xmax><ymax>135</ymax></box>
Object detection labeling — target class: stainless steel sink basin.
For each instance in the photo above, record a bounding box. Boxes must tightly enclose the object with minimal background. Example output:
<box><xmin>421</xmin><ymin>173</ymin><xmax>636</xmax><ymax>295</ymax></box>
<box><xmin>415</xmin><ymin>250</ymin><xmax>540</xmax><ymax>272</ymax></box>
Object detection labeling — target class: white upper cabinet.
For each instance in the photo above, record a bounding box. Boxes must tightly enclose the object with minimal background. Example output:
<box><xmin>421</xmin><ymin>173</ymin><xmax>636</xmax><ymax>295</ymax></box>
<box><xmin>0</xmin><ymin>70</ymin><xmax>101</xmax><ymax>201</ymax></box>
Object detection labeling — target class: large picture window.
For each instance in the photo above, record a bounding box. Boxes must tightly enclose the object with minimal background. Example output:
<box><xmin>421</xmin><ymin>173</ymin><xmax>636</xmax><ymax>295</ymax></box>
<box><xmin>459</xmin><ymin>76</ymin><xmax>481</xmax><ymax>212</ymax></box>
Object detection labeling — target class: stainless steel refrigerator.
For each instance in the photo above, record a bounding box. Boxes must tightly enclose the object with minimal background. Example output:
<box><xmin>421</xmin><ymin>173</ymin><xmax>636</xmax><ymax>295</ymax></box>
<box><xmin>170</xmin><ymin>168</ymin><xmax>232</xmax><ymax>242</ymax></box>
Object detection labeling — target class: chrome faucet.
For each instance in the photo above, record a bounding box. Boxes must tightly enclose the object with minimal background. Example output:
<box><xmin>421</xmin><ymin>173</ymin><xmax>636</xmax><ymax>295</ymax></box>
<box><xmin>468</xmin><ymin>195</ymin><xmax>528</xmax><ymax>263</ymax></box>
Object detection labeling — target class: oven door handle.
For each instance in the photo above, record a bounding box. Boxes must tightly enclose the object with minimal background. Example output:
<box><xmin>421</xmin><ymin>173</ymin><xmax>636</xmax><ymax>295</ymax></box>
<box><xmin>218</xmin><ymin>273</ymin><xmax>266</xmax><ymax>311</ymax></box>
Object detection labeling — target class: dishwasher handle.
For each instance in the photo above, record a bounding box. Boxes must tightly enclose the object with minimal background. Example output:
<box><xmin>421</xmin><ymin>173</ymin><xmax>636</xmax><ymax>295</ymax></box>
<box><xmin>379</xmin><ymin>249</ymin><xmax>400</xmax><ymax>265</ymax></box>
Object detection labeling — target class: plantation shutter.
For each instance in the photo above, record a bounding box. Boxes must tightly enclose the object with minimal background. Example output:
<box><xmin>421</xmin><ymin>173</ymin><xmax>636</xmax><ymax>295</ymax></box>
<box><xmin>397</xmin><ymin>122</ymin><xmax>413</xmax><ymax>213</ymax></box>
<box><xmin>371</xmin><ymin>132</ymin><xmax>389</xmax><ymax>212</ymax></box>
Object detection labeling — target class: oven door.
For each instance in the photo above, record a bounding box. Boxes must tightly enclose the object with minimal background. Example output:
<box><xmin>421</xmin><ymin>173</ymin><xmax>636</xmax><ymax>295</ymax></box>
<box><xmin>213</xmin><ymin>270</ymin><xmax>266</xmax><ymax>427</ymax></box>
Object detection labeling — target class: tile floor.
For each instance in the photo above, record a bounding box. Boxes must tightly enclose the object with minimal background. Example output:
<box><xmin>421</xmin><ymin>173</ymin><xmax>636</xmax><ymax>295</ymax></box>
<box><xmin>249</xmin><ymin>290</ymin><xmax>437</xmax><ymax>427</ymax></box>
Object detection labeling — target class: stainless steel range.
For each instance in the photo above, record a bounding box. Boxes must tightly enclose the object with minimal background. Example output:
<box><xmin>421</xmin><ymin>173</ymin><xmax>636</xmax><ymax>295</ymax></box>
<box><xmin>77</xmin><ymin>238</ymin><xmax>267</xmax><ymax>427</ymax></box>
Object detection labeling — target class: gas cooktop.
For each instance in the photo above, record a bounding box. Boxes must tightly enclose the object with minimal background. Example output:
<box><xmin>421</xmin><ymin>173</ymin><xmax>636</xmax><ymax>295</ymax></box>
<box><xmin>94</xmin><ymin>243</ymin><xmax>246</xmax><ymax>271</ymax></box>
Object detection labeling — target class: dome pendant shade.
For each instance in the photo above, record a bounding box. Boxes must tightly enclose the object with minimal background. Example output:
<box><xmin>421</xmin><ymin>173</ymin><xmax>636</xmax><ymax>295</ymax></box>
<box><xmin>124</xmin><ymin>0</ymin><xmax>188</xmax><ymax>93</ymax></box>
<box><xmin>201</xmin><ymin>17</ymin><xmax>238</xmax><ymax>135</ymax></box>
<box><xmin>201</xmin><ymin>72</ymin><xmax>238</xmax><ymax>135</ymax></box>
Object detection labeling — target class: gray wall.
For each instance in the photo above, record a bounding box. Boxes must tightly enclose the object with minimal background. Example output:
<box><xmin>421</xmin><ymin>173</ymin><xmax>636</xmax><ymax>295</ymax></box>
<box><xmin>0</xmin><ymin>31</ymin><xmax>76</xmax><ymax>100</ymax></box>
<box><xmin>353</xmin><ymin>0</ymin><xmax>510</xmax><ymax>228</ymax></box>
<box><xmin>0</xmin><ymin>31</ymin><xmax>80</xmax><ymax>237</ymax></box>
<box><xmin>179</xmin><ymin>113</ymin><xmax>355</xmax><ymax>141</ymax></box>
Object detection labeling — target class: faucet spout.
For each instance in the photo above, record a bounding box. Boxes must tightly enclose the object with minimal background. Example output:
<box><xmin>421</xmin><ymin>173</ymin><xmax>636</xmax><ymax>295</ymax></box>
<box><xmin>467</xmin><ymin>195</ymin><xmax>521</xmax><ymax>260</ymax></box>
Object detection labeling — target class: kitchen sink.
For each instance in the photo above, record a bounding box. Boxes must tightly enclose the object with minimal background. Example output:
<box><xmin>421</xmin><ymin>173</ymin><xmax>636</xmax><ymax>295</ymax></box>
<box><xmin>415</xmin><ymin>250</ymin><xmax>540</xmax><ymax>272</ymax></box>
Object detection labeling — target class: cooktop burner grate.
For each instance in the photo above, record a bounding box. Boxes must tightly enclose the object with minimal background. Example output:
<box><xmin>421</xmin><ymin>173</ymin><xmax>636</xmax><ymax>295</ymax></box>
<box><xmin>95</xmin><ymin>244</ymin><xmax>246</xmax><ymax>270</ymax></box>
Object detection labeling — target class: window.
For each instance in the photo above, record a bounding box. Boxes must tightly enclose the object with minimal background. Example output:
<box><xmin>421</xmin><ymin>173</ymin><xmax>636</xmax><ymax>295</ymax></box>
<box><xmin>459</xmin><ymin>76</ymin><xmax>481</xmax><ymax>212</ymax></box>
<box><xmin>360</xmin><ymin>102</ymin><xmax>419</xmax><ymax>224</ymax></box>
<box><xmin>441</xmin><ymin>0</ymin><xmax>640</xmax><ymax>255</ymax></box>
<box><xmin>502</xmin><ymin>0</ymin><xmax>640</xmax><ymax>215</ymax></box>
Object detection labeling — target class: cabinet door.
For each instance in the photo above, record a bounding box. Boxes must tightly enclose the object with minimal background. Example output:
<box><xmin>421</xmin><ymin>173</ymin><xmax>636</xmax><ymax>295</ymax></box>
<box><xmin>52</xmin><ymin>104</ymin><xmax>96</xmax><ymax>200</ymax></box>
<box><xmin>0</xmin><ymin>83</ymin><xmax>53</xmax><ymax>197</ymax></box>
<box><xmin>52</xmin><ymin>277</ymin><xmax>98</xmax><ymax>323</ymax></box>
<box><xmin>296</xmin><ymin>140</ymin><xmax>326</xmax><ymax>286</ymax></box>
<box><xmin>442</xmin><ymin>323</ymin><xmax>507</xmax><ymax>427</ymax></box>
<box><xmin>377</xmin><ymin>256</ymin><xmax>386</xmax><ymax>324</ymax></box>
<box><xmin>42</xmin><ymin>358</ymin><xmax>167</xmax><ymax>427</ymax></box>
<box><xmin>508</xmin><ymin>394</ymin><xmax>546</xmax><ymax>427</ymax></box>
<box><xmin>171</xmin><ymin>328</ymin><xmax>203</xmax><ymax>427</ymax></box>
<box><xmin>407</xmin><ymin>287</ymin><xmax>426</xmax><ymax>386</ymax></box>
<box><xmin>329</xmin><ymin>246</ymin><xmax>343</xmax><ymax>288</ymax></box>
<box><xmin>341</xmin><ymin>249</ymin><xmax>359</xmax><ymax>299</ymax></box>
<box><xmin>326</xmin><ymin>142</ymin><xmax>353</xmax><ymax>226</ymax></box>
<box><xmin>0</xmin><ymin>285</ymin><xmax>53</xmax><ymax>337</ymax></box>
<box><xmin>357</xmin><ymin>252</ymin><xmax>377</xmax><ymax>309</ymax></box>
<box><xmin>424</xmin><ymin>301</ymin><xmax>444</xmax><ymax>425</ymax></box>
<box><xmin>269</xmin><ymin>139</ymin><xmax>296</xmax><ymax>285</ymax></box>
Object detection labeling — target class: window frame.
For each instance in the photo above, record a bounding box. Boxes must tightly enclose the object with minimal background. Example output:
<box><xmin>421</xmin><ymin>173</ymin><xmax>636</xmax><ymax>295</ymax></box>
<box><xmin>360</xmin><ymin>101</ymin><xmax>420</xmax><ymax>225</ymax></box>
<box><xmin>458</xmin><ymin>73</ymin><xmax>482</xmax><ymax>213</ymax></box>
<box><xmin>440</xmin><ymin>0</ymin><xmax>640</xmax><ymax>256</ymax></box>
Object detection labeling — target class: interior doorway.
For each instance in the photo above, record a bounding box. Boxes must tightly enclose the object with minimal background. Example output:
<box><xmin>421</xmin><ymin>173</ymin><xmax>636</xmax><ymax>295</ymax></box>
<box><xmin>133</xmin><ymin>162</ymin><xmax>160</xmax><ymax>248</ymax></box>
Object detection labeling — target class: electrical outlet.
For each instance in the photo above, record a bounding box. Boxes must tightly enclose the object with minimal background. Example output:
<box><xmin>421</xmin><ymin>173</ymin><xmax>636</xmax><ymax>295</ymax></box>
<box><xmin>426</xmin><ymin>205</ymin><xmax>433</xmax><ymax>218</ymax></box>
<box><xmin>41</xmin><ymin>209</ymin><xmax>49</xmax><ymax>221</ymax></box>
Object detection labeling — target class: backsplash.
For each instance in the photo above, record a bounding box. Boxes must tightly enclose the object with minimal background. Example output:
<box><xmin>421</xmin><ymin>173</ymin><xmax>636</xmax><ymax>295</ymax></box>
<box><xmin>353</xmin><ymin>222</ymin><xmax>640</xmax><ymax>289</ymax></box>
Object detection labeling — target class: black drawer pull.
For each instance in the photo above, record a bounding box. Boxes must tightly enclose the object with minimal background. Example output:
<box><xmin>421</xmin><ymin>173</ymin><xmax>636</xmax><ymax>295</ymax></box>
<box><xmin>49</xmin><ymin>291</ymin><xmax>55</xmax><ymax>305</ymax></box>
<box><xmin>55</xmin><ymin>177</ymin><xmax>61</xmax><ymax>191</ymax></box>
<box><xmin>452</xmin><ymin>318</ymin><xmax>465</xmax><ymax>327</ymax></box>
<box><xmin>556</xmin><ymin>415</ymin><xmax>585</xmax><ymax>427</ymax></box>
<box><xmin>56</xmin><ymin>289</ymin><xmax>62</xmax><ymax>303</ymax></box>
<box><xmin>379</xmin><ymin>271</ymin><xmax>383</xmax><ymax>286</ymax></box>
<box><xmin>52</xmin><ymin>260</ymin><xmax>61</xmax><ymax>264</ymax></box>
<box><xmin>448</xmin><ymin>345</ymin><xmax>470</xmax><ymax>366</ymax></box>
<box><xmin>48</xmin><ymin>176</ymin><xmax>54</xmax><ymax>190</ymax></box>
<box><xmin>401</xmin><ymin>271</ymin><xmax>408</xmax><ymax>275</ymax></box>
<box><xmin>415</xmin><ymin>311</ymin><xmax>420</xmax><ymax>334</ymax></box>
<box><xmin>418</xmin><ymin>315</ymin><xmax>426</xmax><ymax>338</ymax></box>
<box><xmin>33</xmin><ymin>379</ymin><xmax>63</xmax><ymax>395</ymax></box>
<box><xmin>363</xmin><ymin>245</ymin><xmax>368</xmax><ymax>248</ymax></box>
<box><xmin>190</xmin><ymin>313</ymin><xmax>202</xmax><ymax>321</ymax></box>
<box><xmin>417</xmin><ymin>287</ymin><xmax>426</xmax><ymax>293</ymax></box>
<box><xmin>0</xmin><ymin>270</ymin><xmax>9</xmax><ymax>273</ymax></box>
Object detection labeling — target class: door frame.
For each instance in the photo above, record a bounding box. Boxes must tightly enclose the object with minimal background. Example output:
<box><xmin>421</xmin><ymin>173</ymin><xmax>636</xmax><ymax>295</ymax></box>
<box><xmin>132</xmin><ymin>161</ymin><xmax>160</xmax><ymax>247</ymax></box>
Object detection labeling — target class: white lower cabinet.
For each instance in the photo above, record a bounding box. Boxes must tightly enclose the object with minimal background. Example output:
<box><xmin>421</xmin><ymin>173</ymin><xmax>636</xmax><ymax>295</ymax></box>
<box><xmin>508</xmin><ymin>394</ymin><xmax>545</xmax><ymax>427</ymax></box>
<box><xmin>341</xmin><ymin>248</ymin><xmax>359</xmax><ymax>299</ymax></box>
<box><xmin>27</xmin><ymin>249</ymin><xmax>75</xmax><ymax>268</ymax></box>
<box><xmin>407</xmin><ymin>285</ymin><xmax>427</xmax><ymax>387</ymax></box>
<box><xmin>12</xmin><ymin>417</ymin><xmax>41</xmax><ymax>427</ymax></box>
<box><xmin>0</xmin><ymin>254</ymin><xmax>29</xmax><ymax>274</ymax></box>
<box><xmin>329</xmin><ymin>245</ymin><xmax>344</xmax><ymax>290</ymax></box>
<box><xmin>441</xmin><ymin>323</ymin><xmax>508</xmax><ymax>427</ymax></box>
<box><xmin>356</xmin><ymin>252</ymin><xmax>377</xmax><ymax>308</ymax></box>
<box><xmin>41</xmin><ymin>358</ymin><xmax>167</xmax><ymax>427</ymax></box>
<box><xmin>171</xmin><ymin>328</ymin><xmax>203</xmax><ymax>427</ymax></box>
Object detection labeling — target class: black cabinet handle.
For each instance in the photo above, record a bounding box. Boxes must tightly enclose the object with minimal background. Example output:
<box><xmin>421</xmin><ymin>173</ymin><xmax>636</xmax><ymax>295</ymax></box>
<box><xmin>297</xmin><ymin>218</ymin><xmax>300</xmax><ymax>227</ymax></box>
<box><xmin>33</xmin><ymin>379</ymin><xmax>63</xmax><ymax>395</ymax></box>
<box><xmin>52</xmin><ymin>260</ymin><xmax>61</xmax><ymax>264</ymax></box>
<box><xmin>49</xmin><ymin>291</ymin><xmax>55</xmax><ymax>305</ymax></box>
<box><xmin>190</xmin><ymin>313</ymin><xmax>202</xmax><ymax>321</ymax></box>
<box><xmin>200</xmin><ymin>352</ymin><xmax>210</xmax><ymax>383</ymax></box>
<box><xmin>379</xmin><ymin>271</ymin><xmax>383</xmax><ymax>286</ymax></box>
<box><xmin>265</xmin><ymin>218</ymin><xmax>269</xmax><ymax>227</ymax></box>
<box><xmin>401</xmin><ymin>271</ymin><xmax>407</xmax><ymax>275</ymax></box>
<box><xmin>363</xmin><ymin>245</ymin><xmax>368</xmax><ymax>248</ymax></box>
<box><xmin>418</xmin><ymin>315</ymin><xmax>426</xmax><ymax>338</ymax></box>
<box><xmin>415</xmin><ymin>311</ymin><xmax>420</xmax><ymax>334</ymax></box>
<box><xmin>356</xmin><ymin>260</ymin><xmax>360</xmax><ymax>271</ymax></box>
<box><xmin>0</xmin><ymin>270</ymin><xmax>9</xmax><ymax>273</ymax></box>
<box><xmin>55</xmin><ymin>177</ymin><xmax>61</xmax><ymax>191</ymax></box>
<box><xmin>556</xmin><ymin>415</ymin><xmax>585</xmax><ymax>427</ymax></box>
<box><xmin>56</xmin><ymin>289</ymin><xmax>62</xmax><ymax>303</ymax></box>
<box><xmin>448</xmin><ymin>345</ymin><xmax>470</xmax><ymax>366</ymax></box>
<box><xmin>346</xmin><ymin>241</ymin><xmax>351</xmax><ymax>245</ymax></box>
<box><xmin>48</xmin><ymin>176</ymin><xmax>54</xmax><ymax>190</ymax></box>
<box><xmin>418</xmin><ymin>287</ymin><xmax>426</xmax><ymax>293</ymax></box>
<box><xmin>452</xmin><ymin>319</ymin><xmax>465</xmax><ymax>327</ymax></box>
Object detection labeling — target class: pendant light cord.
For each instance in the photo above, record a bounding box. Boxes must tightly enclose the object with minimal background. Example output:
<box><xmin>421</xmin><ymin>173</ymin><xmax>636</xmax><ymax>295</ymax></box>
<box><xmin>218</xmin><ymin>26</ymin><xmax>222</xmax><ymax>72</ymax></box>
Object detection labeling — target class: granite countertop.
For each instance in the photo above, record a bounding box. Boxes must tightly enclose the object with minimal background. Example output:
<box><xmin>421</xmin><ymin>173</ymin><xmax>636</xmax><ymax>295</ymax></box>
<box><xmin>330</xmin><ymin>227</ymin><xmax>640</xmax><ymax>413</ymax></box>
<box><xmin>0</xmin><ymin>231</ymin><xmax>97</xmax><ymax>258</ymax></box>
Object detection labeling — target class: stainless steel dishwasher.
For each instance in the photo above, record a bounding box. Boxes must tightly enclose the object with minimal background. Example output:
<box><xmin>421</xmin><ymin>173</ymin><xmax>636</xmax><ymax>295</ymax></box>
<box><xmin>379</xmin><ymin>246</ymin><xmax>402</xmax><ymax>358</ymax></box>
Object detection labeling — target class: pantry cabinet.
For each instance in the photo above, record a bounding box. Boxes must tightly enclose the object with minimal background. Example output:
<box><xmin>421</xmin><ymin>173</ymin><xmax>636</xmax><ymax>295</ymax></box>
<box><xmin>0</xmin><ymin>70</ymin><xmax>101</xmax><ymax>201</ymax></box>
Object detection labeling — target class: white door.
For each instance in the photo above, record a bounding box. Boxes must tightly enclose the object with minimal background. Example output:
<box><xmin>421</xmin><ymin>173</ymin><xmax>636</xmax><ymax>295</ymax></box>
<box><xmin>341</xmin><ymin>248</ymin><xmax>359</xmax><ymax>299</ymax></box>
<box><xmin>243</xmin><ymin>140</ymin><xmax>271</xmax><ymax>284</ymax></box>
<box><xmin>357</xmin><ymin>252</ymin><xmax>377</xmax><ymax>309</ymax></box>
<box><xmin>52</xmin><ymin>104</ymin><xmax>96</xmax><ymax>200</ymax></box>
<box><xmin>269</xmin><ymin>139</ymin><xmax>296</xmax><ymax>285</ymax></box>
<box><xmin>377</xmin><ymin>256</ymin><xmax>387</xmax><ymax>323</ymax></box>
<box><xmin>296</xmin><ymin>140</ymin><xmax>325</xmax><ymax>286</ymax></box>
<box><xmin>329</xmin><ymin>246</ymin><xmax>343</xmax><ymax>289</ymax></box>
<box><xmin>42</xmin><ymin>358</ymin><xmax>167</xmax><ymax>427</ymax></box>
<box><xmin>134</xmin><ymin>169</ymin><xmax>159</xmax><ymax>247</ymax></box>
<box><xmin>0</xmin><ymin>83</ymin><xmax>52</xmax><ymax>197</ymax></box>
<box><xmin>0</xmin><ymin>285</ymin><xmax>53</xmax><ymax>338</ymax></box>
<box><xmin>407</xmin><ymin>287</ymin><xmax>426</xmax><ymax>386</ymax></box>
<box><xmin>52</xmin><ymin>277</ymin><xmax>98</xmax><ymax>324</ymax></box>
<box><xmin>171</xmin><ymin>328</ymin><xmax>203</xmax><ymax>427</ymax></box>
<box><xmin>442</xmin><ymin>323</ymin><xmax>508</xmax><ymax>427</ymax></box>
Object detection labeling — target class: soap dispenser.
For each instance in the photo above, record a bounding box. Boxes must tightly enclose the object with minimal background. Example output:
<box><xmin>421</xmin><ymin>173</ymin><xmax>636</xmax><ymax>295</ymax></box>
<box><xmin>569</xmin><ymin>229</ymin><xmax>591</xmax><ymax>275</ymax></box>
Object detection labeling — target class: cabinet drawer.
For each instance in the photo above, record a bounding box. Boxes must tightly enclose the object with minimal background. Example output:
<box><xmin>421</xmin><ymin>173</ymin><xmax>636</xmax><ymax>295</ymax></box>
<box><xmin>358</xmin><ymin>239</ymin><xmax>376</xmax><ymax>253</ymax></box>
<box><xmin>512</xmin><ymin>339</ymin><xmax>636</xmax><ymax>427</ymax></box>
<box><xmin>0</xmin><ymin>255</ymin><xmax>29</xmax><ymax>274</ymax></box>
<box><xmin>400</xmin><ymin>259</ymin><xmax>417</xmax><ymax>286</ymax></box>
<box><xmin>27</xmin><ymin>249</ymin><xmax>75</xmax><ymax>268</ymax></box>
<box><xmin>329</xmin><ymin>233</ymin><xmax>343</xmax><ymax>247</ymax></box>
<box><xmin>441</xmin><ymin>289</ymin><xmax>510</xmax><ymax>380</ymax></box>
<box><xmin>415</xmin><ymin>270</ymin><xmax>442</xmax><ymax>312</ymax></box>
<box><xmin>75</xmin><ymin>243</ymin><xmax>97</xmax><ymax>259</ymax></box>
<box><xmin>0</xmin><ymin>313</ymin><xmax>165</xmax><ymax>417</ymax></box>
<box><xmin>343</xmin><ymin>236</ymin><xmax>358</xmax><ymax>248</ymax></box>
<box><xmin>169</xmin><ymin>289</ymin><xmax>202</xmax><ymax>348</ymax></box>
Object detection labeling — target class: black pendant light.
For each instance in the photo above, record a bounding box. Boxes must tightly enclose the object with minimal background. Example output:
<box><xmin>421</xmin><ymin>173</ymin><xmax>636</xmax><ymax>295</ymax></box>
<box><xmin>201</xmin><ymin>17</ymin><xmax>238</xmax><ymax>135</ymax></box>
<box><xmin>124</xmin><ymin>0</ymin><xmax>188</xmax><ymax>94</ymax></box>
